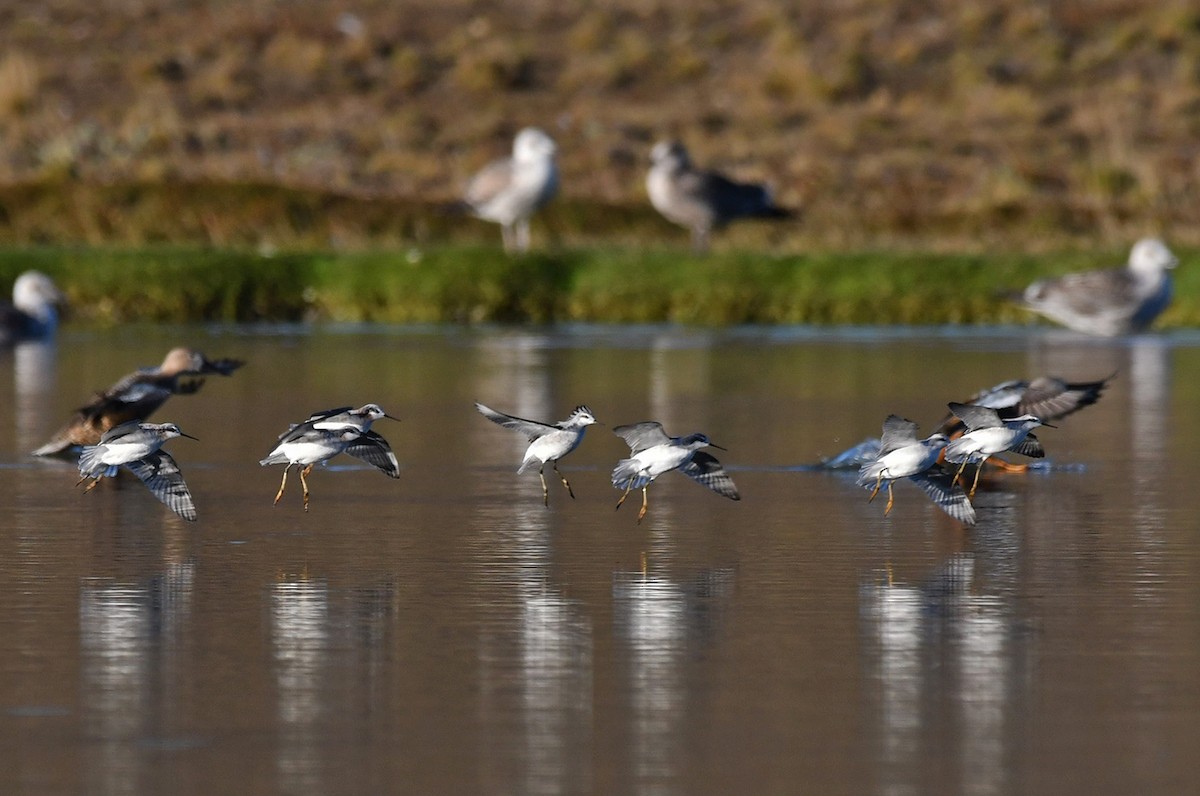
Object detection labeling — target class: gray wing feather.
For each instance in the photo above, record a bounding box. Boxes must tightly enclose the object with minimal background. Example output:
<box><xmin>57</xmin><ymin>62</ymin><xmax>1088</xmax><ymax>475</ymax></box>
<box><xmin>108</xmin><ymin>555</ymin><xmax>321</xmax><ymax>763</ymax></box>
<box><xmin>1017</xmin><ymin>376</ymin><xmax>1110</xmax><ymax>420</ymax></box>
<box><xmin>612</xmin><ymin>422</ymin><xmax>672</xmax><ymax>454</ymax></box>
<box><xmin>123</xmin><ymin>450</ymin><xmax>197</xmax><ymax>522</ymax></box>
<box><xmin>1009</xmin><ymin>433</ymin><xmax>1045</xmax><ymax>458</ymax></box>
<box><xmin>908</xmin><ymin>469</ymin><xmax>976</xmax><ymax>525</ymax></box>
<box><xmin>475</xmin><ymin>402</ymin><xmax>555</xmax><ymax>440</ymax></box>
<box><xmin>465</xmin><ymin>159</ymin><xmax>514</xmax><ymax>207</ymax></box>
<box><xmin>947</xmin><ymin>402</ymin><xmax>1003</xmax><ymax>430</ymax></box>
<box><xmin>679</xmin><ymin>451</ymin><xmax>740</xmax><ymax>500</ymax></box>
<box><xmin>879</xmin><ymin>415</ymin><xmax>921</xmax><ymax>455</ymax></box>
<box><xmin>345</xmin><ymin>431</ymin><xmax>400</xmax><ymax>478</ymax></box>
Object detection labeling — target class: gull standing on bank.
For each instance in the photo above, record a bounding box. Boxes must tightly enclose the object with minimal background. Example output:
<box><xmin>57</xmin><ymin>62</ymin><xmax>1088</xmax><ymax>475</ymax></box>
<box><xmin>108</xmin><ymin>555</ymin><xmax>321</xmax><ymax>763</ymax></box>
<box><xmin>856</xmin><ymin>415</ymin><xmax>975</xmax><ymax>525</ymax></box>
<box><xmin>646</xmin><ymin>140</ymin><xmax>791</xmax><ymax>253</ymax></box>
<box><xmin>475</xmin><ymin>403</ymin><xmax>598</xmax><ymax>506</ymax></box>
<box><xmin>942</xmin><ymin>403</ymin><xmax>1053</xmax><ymax>499</ymax></box>
<box><xmin>463</xmin><ymin>127</ymin><xmax>559</xmax><ymax>253</ymax></box>
<box><xmin>77</xmin><ymin>421</ymin><xmax>198</xmax><ymax>521</ymax></box>
<box><xmin>611</xmin><ymin>421</ymin><xmax>740</xmax><ymax>523</ymax></box>
<box><xmin>1018</xmin><ymin>238</ymin><xmax>1178</xmax><ymax>336</ymax></box>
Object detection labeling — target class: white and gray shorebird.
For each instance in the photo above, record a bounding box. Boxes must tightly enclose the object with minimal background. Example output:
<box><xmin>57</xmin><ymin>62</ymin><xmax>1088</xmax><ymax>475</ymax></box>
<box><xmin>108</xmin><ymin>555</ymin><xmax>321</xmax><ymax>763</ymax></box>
<box><xmin>1</xmin><ymin>271</ymin><xmax>66</xmax><ymax>346</ymax></box>
<box><xmin>76</xmin><ymin>421</ymin><xmax>198</xmax><ymax>522</ymax></box>
<box><xmin>463</xmin><ymin>127</ymin><xmax>559</xmax><ymax>253</ymax></box>
<box><xmin>1018</xmin><ymin>237</ymin><xmax>1179</xmax><ymax>336</ymax></box>
<box><xmin>943</xmin><ymin>403</ymin><xmax>1054</xmax><ymax>499</ymax></box>
<box><xmin>475</xmin><ymin>402</ymin><xmax>598</xmax><ymax>507</ymax></box>
<box><xmin>856</xmin><ymin>416</ymin><xmax>975</xmax><ymax>525</ymax></box>
<box><xmin>646</xmin><ymin>140</ymin><xmax>791</xmax><ymax>253</ymax></box>
<box><xmin>261</xmin><ymin>407</ymin><xmax>400</xmax><ymax>511</ymax></box>
<box><xmin>611</xmin><ymin>421</ymin><xmax>740</xmax><ymax>523</ymax></box>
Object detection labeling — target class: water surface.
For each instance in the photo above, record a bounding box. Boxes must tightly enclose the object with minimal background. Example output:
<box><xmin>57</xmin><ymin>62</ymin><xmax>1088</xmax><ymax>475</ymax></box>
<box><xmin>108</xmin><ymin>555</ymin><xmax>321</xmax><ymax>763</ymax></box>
<box><xmin>1</xmin><ymin>325</ymin><xmax>1198</xmax><ymax>794</ymax></box>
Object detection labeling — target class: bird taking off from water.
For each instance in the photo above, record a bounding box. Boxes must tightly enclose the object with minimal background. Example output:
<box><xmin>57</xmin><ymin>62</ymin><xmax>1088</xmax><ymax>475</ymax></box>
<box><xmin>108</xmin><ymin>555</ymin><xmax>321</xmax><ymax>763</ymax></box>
<box><xmin>77</xmin><ymin>421</ymin><xmax>199</xmax><ymax>522</ymax></box>
<box><xmin>475</xmin><ymin>403</ymin><xmax>598</xmax><ymax>507</ymax></box>
<box><xmin>646</xmin><ymin>140</ymin><xmax>791</xmax><ymax>253</ymax></box>
<box><xmin>611</xmin><ymin>421</ymin><xmax>739</xmax><ymax>523</ymax></box>
<box><xmin>260</xmin><ymin>406</ymin><xmax>400</xmax><ymax>511</ymax></box>
<box><xmin>856</xmin><ymin>415</ymin><xmax>975</xmax><ymax>525</ymax></box>
<box><xmin>33</xmin><ymin>347</ymin><xmax>244</xmax><ymax>456</ymax></box>
<box><xmin>1017</xmin><ymin>238</ymin><xmax>1178</xmax><ymax>336</ymax></box>
<box><xmin>462</xmin><ymin>127</ymin><xmax>559</xmax><ymax>253</ymax></box>
<box><xmin>943</xmin><ymin>403</ymin><xmax>1053</xmax><ymax>499</ymax></box>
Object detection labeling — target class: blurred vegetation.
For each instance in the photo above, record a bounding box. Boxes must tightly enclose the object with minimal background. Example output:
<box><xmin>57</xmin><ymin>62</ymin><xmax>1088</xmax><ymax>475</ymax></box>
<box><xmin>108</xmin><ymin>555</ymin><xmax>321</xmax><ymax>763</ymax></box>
<box><xmin>2</xmin><ymin>1</ymin><xmax>1200</xmax><ymax>250</ymax></box>
<box><xmin>2</xmin><ymin>245</ymin><xmax>1197</xmax><ymax>328</ymax></box>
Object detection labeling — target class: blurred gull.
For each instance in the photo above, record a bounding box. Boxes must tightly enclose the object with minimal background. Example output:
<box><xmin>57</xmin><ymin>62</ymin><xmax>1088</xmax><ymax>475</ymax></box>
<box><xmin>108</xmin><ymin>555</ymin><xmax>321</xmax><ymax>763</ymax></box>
<box><xmin>611</xmin><ymin>421</ymin><xmax>740</xmax><ymax>523</ymax></box>
<box><xmin>77</xmin><ymin>421</ymin><xmax>198</xmax><ymax>522</ymax></box>
<box><xmin>1018</xmin><ymin>238</ymin><xmax>1178</xmax><ymax>336</ymax></box>
<box><xmin>463</xmin><ymin>127</ymin><xmax>559</xmax><ymax>253</ymax></box>
<box><xmin>646</xmin><ymin>140</ymin><xmax>791</xmax><ymax>252</ymax></box>
<box><xmin>33</xmin><ymin>347</ymin><xmax>244</xmax><ymax>456</ymax></box>
<box><xmin>0</xmin><ymin>271</ymin><xmax>65</xmax><ymax>346</ymax></box>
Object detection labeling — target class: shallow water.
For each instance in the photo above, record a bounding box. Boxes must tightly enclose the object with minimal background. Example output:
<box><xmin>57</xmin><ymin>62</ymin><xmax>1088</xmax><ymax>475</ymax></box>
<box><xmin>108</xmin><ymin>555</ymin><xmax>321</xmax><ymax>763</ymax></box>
<box><xmin>1</xmin><ymin>325</ymin><xmax>1199</xmax><ymax>794</ymax></box>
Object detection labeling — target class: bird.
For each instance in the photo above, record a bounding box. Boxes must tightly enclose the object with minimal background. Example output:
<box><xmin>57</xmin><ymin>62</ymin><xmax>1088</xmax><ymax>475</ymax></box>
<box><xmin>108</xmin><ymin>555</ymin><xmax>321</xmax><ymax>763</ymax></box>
<box><xmin>462</xmin><ymin>127</ymin><xmax>559</xmax><ymax>253</ymax></box>
<box><xmin>0</xmin><ymin>271</ymin><xmax>66</xmax><ymax>346</ymax></box>
<box><xmin>260</xmin><ymin>412</ymin><xmax>399</xmax><ymax>511</ymax></box>
<box><xmin>646</xmin><ymin>140</ymin><xmax>792</xmax><ymax>253</ymax></box>
<box><xmin>856</xmin><ymin>415</ymin><xmax>975</xmax><ymax>525</ymax></box>
<box><xmin>474</xmin><ymin>402</ymin><xmax>599</xmax><ymax>507</ymax></box>
<box><xmin>935</xmin><ymin>374</ymin><xmax>1112</xmax><ymax>438</ymax></box>
<box><xmin>283</xmin><ymin>403</ymin><xmax>399</xmax><ymax>434</ymax></box>
<box><xmin>1017</xmin><ymin>238</ymin><xmax>1179</xmax><ymax>336</ymax></box>
<box><xmin>942</xmin><ymin>403</ymin><xmax>1054</xmax><ymax>498</ymax></box>
<box><xmin>76</xmin><ymin>421</ymin><xmax>198</xmax><ymax>522</ymax></box>
<box><xmin>32</xmin><ymin>347</ymin><xmax>244</xmax><ymax>456</ymax></box>
<box><xmin>611</xmin><ymin>421</ymin><xmax>740</xmax><ymax>523</ymax></box>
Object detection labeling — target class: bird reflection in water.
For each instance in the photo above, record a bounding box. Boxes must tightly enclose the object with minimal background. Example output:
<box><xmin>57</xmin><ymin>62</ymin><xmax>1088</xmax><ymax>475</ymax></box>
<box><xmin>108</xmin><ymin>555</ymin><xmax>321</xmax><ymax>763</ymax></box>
<box><xmin>859</xmin><ymin>554</ymin><xmax>1025</xmax><ymax>795</ymax></box>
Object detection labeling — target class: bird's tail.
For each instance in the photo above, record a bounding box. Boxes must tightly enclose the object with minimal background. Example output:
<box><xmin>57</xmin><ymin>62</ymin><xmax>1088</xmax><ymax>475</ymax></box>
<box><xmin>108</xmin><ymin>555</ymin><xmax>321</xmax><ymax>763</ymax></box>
<box><xmin>77</xmin><ymin>445</ymin><xmax>107</xmax><ymax>478</ymax></box>
<box><xmin>611</xmin><ymin>458</ymin><xmax>651</xmax><ymax>490</ymax></box>
<box><xmin>941</xmin><ymin>440</ymin><xmax>973</xmax><ymax>464</ymax></box>
<box><xmin>855</xmin><ymin>461</ymin><xmax>886</xmax><ymax>489</ymax></box>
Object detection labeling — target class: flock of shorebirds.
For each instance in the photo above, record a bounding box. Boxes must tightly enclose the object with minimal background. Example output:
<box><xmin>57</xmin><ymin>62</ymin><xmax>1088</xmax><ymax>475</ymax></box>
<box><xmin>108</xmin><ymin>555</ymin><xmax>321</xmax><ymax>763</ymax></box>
<box><xmin>2</xmin><ymin>337</ymin><xmax>1111</xmax><ymax>526</ymax></box>
<box><xmin>0</xmin><ymin>128</ymin><xmax>1180</xmax><ymax>524</ymax></box>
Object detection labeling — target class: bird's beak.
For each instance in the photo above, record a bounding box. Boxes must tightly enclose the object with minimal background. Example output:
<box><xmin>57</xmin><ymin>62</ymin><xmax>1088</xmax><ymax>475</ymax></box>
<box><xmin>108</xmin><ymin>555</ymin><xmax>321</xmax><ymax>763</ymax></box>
<box><xmin>181</xmin><ymin>432</ymin><xmax>200</xmax><ymax>441</ymax></box>
<box><xmin>384</xmin><ymin>414</ymin><xmax>401</xmax><ymax>422</ymax></box>
<box><xmin>710</xmin><ymin>443</ymin><xmax>727</xmax><ymax>451</ymax></box>
<box><xmin>1040</xmin><ymin>422</ymin><xmax>1057</xmax><ymax>429</ymax></box>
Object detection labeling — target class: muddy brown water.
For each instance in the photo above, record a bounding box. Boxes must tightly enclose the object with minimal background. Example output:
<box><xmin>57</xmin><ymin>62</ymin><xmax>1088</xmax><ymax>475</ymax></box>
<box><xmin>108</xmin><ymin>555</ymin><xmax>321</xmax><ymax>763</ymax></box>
<box><xmin>1</xmin><ymin>325</ymin><xmax>1198</xmax><ymax>794</ymax></box>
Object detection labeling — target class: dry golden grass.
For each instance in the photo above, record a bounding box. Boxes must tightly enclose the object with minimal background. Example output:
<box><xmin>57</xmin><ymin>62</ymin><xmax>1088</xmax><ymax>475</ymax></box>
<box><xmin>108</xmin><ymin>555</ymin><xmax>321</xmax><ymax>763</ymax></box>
<box><xmin>2</xmin><ymin>0</ymin><xmax>1200</xmax><ymax>249</ymax></box>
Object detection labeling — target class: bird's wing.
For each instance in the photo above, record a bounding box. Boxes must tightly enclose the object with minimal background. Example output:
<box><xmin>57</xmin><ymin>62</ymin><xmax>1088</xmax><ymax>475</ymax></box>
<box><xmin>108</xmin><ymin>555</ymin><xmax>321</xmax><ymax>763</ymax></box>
<box><xmin>475</xmin><ymin>402</ymin><xmax>554</xmax><ymax>440</ymax></box>
<box><xmin>464</xmin><ymin>159</ymin><xmax>514</xmax><ymax>208</ymax></box>
<box><xmin>196</xmin><ymin>356</ymin><xmax>244</xmax><ymax>376</ymax></box>
<box><xmin>1009</xmin><ymin>433</ymin><xmax>1045</xmax><ymax>458</ymax></box>
<box><xmin>679</xmin><ymin>451</ymin><xmax>740</xmax><ymax>500</ymax></box>
<box><xmin>1026</xmin><ymin>269</ymin><xmax>1140</xmax><ymax>316</ymax></box>
<box><xmin>612</xmin><ymin>422</ymin><xmax>673</xmax><ymax>454</ymax></box>
<box><xmin>1016</xmin><ymin>375</ymin><xmax>1111</xmax><ymax>421</ymax></box>
<box><xmin>98</xmin><ymin>420</ymin><xmax>148</xmax><ymax>443</ymax></box>
<box><xmin>947</xmin><ymin>402</ymin><xmax>1003</xmax><ymax>430</ymax></box>
<box><xmin>345</xmin><ymin>431</ymin><xmax>400</xmax><ymax>478</ymax></box>
<box><xmin>908</xmin><ymin>469</ymin><xmax>976</xmax><ymax>525</ymax></box>
<box><xmin>879</xmin><ymin>415</ymin><xmax>921</xmax><ymax>455</ymax></box>
<box><xmin>123</xmin><ymin>450</ymin><xmax>197</xmax><ymax>522</ymax></box>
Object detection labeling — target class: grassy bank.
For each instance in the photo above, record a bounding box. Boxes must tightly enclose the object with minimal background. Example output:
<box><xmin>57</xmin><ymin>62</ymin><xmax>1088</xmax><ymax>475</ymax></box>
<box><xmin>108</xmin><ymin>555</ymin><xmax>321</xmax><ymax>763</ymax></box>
<box><xmin>2</xmin><ymin>245</ymin><xmax>1196</xmax><ymax>328</ymax></box>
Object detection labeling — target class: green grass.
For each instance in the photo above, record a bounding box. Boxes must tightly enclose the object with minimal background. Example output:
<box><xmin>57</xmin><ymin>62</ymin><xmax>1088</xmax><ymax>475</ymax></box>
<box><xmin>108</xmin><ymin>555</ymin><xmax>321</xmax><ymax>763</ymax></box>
<box><xmin>3</xmin><ymin>244</ymin><xmax>1197</xmax><ymax>328</ymax></box>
